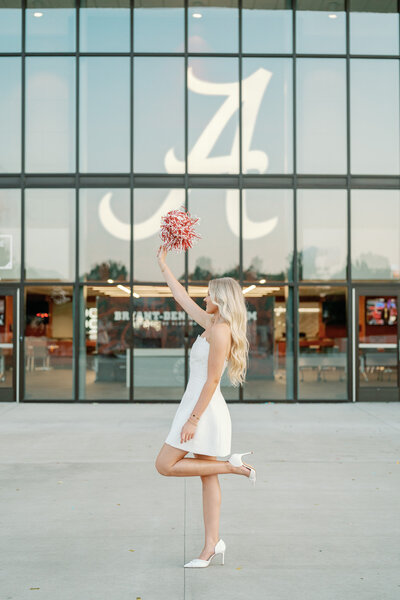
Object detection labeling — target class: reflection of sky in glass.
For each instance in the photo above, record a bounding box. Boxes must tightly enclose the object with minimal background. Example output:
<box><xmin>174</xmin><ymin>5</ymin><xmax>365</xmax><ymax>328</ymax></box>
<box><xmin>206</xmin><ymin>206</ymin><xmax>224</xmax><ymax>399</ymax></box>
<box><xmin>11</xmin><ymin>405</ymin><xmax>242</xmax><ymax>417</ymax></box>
<box><xmin>350</xmin><ymin>59</ymin><xmax>399</xmax><ymax>175</ymax></box>
<box><xmin>133</xmin><ymin>189</ymin><xmax>185</xmax><ymax>282</ymax></box>
<box><xmin>188</xmin><ymin>58</ymin><xmax>239</xmax><ymax>174</ymax></box>
<box><xmin>25</xmin><ymin>189</ymin><xmax>75</xmax><ymax>281</ymax></box>
<box><xmin>243</xmin><ymin>189</ymin><xmax>293</xmax><ymax>281</ymax></box>
<box><xmin>188</xmin><ymin>4</ymin><xmax>238</xmax><ymax>53</ymax></box>
<box><xmin>188</xmin><ymin>189</ymin><xmax>239</xmax><ymax>279</ymax></box>
<box><xmin>0</xmin><ymin>58</ymin><xmax>21</xmax><ymax>173</ymax></box>
<box><xmin>80</xmin><ymin>189</ymin><xmax>130</xmax><ymax>281</ymax></box>
<box><xmin>80</xmin><ymin>8</ymin><xmax>130</xmax><ymax>52</ymax></box>
<box><xmin>242</xmin><ymin>7</ymin><xmax>292</xmax><ymax>54</ymax></box>
<box><xmin>0</xmin><ymin>190</ymin><xmax>20</xmax><ymax>281</ymax></box>
<box><xmin>0</xmin><ymin>9</ymin><xmax>21</xmax><ymax>52</ymax></box>
<box><xmin>350</xmin><ymin>12</ymin><xmax>399</xmax><ymax>55</ymax></box>
<box><xmin>134</xmin><ymin>6</ymin><xmax>184</xmax><ymax>52</ymax></box>
<box><xmin>80</xmin><ymin>57</ymin><xmax>130</xmax><ymax>173</ymax></box>
<box><xmin>296</xmin><ymin>11</ymin><xmax>346</xmax><ymax>54</ymax></box>
<box><xmin>297</xmin><ymin>190</ymin><xmax>347</xmax><ymax>280</ymax></box>
<box><xmin>242</xmin><ymin>59</ymin><xmax>292</xmax><ymax>174</ymax></box>
<box><xmin>351</xmin><ymin>190</ymin><xmax>400</xmax><ymax>280</ymax></box>
<box><xmin>26</xmin><ymin>57</ymin><xmax>75</xmax><ymax>173</ymax></box>
<box><xmin>134</xmin><ymin>58</ymin><xmax>184</xmax><ymax>173</ymax></box>
<box><xmin>297</xmin><ymin>59</ymin><xmax>346</xmax><ymax>174</ymax></box>
<box><xmin>26</xmin><ymin>9</ymin><xmax>76</xmax><ymax>52</ymax></box>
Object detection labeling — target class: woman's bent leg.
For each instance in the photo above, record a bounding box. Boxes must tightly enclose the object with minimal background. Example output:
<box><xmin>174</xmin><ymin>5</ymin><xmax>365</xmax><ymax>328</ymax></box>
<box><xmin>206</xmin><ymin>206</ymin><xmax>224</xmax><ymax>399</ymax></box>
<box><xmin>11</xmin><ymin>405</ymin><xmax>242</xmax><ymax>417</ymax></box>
<box><xmin>155</xmin><ymin>443</ymin><xmax>232</xmax><ymax>477</ymax></box>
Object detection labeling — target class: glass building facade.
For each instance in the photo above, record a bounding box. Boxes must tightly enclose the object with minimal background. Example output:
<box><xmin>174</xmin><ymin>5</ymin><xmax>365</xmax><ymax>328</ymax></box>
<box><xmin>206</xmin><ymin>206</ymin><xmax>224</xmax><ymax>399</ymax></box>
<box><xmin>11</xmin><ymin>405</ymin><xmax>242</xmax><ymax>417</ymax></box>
<box><xmin>0</xmin><ymin>1</ymin><xmax>399</xmax><ymax>403</ymax></box>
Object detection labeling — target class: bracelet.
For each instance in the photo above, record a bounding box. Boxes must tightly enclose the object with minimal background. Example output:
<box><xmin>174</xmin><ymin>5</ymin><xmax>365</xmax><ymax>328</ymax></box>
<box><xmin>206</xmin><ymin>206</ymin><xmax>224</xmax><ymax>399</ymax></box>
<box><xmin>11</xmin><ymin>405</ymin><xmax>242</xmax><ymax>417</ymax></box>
<box><xmin>188</xmin><ymin>417</ymin><xmax>199</xmax><ymax>426</ymax></box>
<box><xmin>191</xmin><ymin>412</ymin><xmax>200</xmax><ymax>421</ymax></box>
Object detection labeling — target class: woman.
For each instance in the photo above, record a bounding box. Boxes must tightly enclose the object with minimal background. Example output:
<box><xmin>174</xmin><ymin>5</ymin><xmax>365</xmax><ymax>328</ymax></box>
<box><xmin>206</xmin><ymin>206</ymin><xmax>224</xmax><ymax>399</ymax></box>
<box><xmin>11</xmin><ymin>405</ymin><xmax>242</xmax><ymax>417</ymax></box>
<box><xmin>155</xmin><ymin>245</ymin><xmax>256</xmax><ymax>568</ymax></box>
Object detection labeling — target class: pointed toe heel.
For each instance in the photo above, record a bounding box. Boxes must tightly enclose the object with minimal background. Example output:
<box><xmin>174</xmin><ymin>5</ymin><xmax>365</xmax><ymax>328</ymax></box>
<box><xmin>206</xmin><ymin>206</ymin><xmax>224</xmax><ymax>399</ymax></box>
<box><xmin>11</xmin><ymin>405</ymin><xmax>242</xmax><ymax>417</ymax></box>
<box><xmin>184</xmin><ymin>539</ymin><xmax>226</xmax><ymax>568</ymax></box>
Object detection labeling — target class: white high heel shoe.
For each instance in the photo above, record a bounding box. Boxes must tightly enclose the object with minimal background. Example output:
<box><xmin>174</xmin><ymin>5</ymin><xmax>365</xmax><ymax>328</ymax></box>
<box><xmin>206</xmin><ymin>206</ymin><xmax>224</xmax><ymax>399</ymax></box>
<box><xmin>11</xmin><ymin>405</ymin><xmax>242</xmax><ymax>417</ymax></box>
<box><xmin>228</xmin><ymin>451</ymin><xmax>256</xmax><ymax>487</ymax></box>
<box><xmin>184</xmin><ymin>539</ymin><xmax>226</xmax><ymax>568</ymax></box>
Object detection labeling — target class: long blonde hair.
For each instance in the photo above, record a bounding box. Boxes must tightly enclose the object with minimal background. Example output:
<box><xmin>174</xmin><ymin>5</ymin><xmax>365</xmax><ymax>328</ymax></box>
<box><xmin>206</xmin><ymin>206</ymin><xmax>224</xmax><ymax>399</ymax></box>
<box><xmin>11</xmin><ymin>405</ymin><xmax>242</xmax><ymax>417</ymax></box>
<box><xmin>208</xmin><ymin>277</ymin><xmax>249</xmax><ymax>387</ymax></box>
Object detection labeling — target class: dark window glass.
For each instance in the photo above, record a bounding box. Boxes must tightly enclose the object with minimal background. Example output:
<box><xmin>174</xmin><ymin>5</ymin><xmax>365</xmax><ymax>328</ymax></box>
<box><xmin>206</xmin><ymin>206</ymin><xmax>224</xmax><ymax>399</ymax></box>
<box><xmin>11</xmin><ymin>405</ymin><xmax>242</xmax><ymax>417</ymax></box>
<box><xmin>351</xmin><ymin>190</ymin><xmax>400</xmax><ymax>281</ymax></box>
<box><xmin>80</xmin><ymin>0</ymin><xmax>130</xmax><ymax>52</ymax></box>
<box><xmin>188</xmin><ymin>189</ymin><xmax>240</xmax><ymax>281</ymax></box>
<box><xmin>79</xmin><ymin>189</ymin><xmax>130</xmax><ymax>283</ymax></box>
<box><xmin>134</xmin><ymin>1</ymin><xmax>184</xmax><ymax>52</ymax></box>
<box><xmin>0</xmin><ymin>58</ymin><xmax>21</xmax><ymax>173</ymax></box>
<box><xmin>242</xmin><ymin>0</ymin><xmax>292</xmax><ymax>54</ymax></box>
<box><xmin>25</xmin><ymin>189</ymin><xmax>75</xmax><ymax>282</ymax></box>
<box><xmin>297</xmin><ymin>190</ymin><xmax>347</xmax><ymax>281</ymax></box>
<box><xmin>350</xmin><ymin>59</ymin><xmax>399</xmax><ymax>175</ymax></box>
<box><xmin>297</xmin><ymin>58</ymin><xmax>347</xmax><ymax>174</ymax></box>
<box><xmin>24</xmin><ymin>285</ymin><xmax>74</xmax><ymax>400</ymax></box>
<box><xmin>0</xmin><ymin>189</ymin><xmax>21</xmax><ymax>282</ymax></box>
<box><xmin>244</xmin><ymin>285</ymin><xmax>294</xmax><ymax>401</ymax></box>
<box><xmin>188</xmin><ymin>0</ymin><xmax>238</xmax><ymax>53</ymax></box>
<box><xmin>243</xmin><ymin>189</ymin><xmax>293</xmax><ymax>282</ymax></box>
<box><xmin>188</xmin><ymin>58</ymin><xmax>239</xmax><ymax>174</ymax></box>
<box><xmin>134</xmin><ymin>58</ymin><xmax>184</xmax><ymax>174</ymax></box>
<box><xmin>133</xmin><ymin>286</ymin><xmax>185</xmax><ymax>401</ymax></box>
<box><xmin>242</xmin><ymin>58</ymin><xmax>293</xmax><ymax>174</ymax></box>
<box><xmin>133</xmin><ymin>189</ymin><xmax>185</xmax><ymax>283</ymax></box>
<box><xmin>80</xmin><ymin>57</ymin><xmax>130</xmax><ymax>173</ymax></box>
<box><xmin>298</xmin><ymin>286</ymin><xmax>348</xmax><ymax>400</ymax></box>
<box><xmin>79</xmin><ymin>285</ymin><xmax>130</xmax><ymax>400</ymax></box>
<box><xmin>26</xmin><ymin>57</ymin><xmax>75</xmax><ymax>173</ymax></box>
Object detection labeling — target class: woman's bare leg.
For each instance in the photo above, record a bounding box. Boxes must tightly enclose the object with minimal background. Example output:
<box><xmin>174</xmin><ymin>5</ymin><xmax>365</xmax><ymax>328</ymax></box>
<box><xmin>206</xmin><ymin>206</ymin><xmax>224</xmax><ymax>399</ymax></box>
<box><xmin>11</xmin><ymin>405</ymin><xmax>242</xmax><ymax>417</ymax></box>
<box><xmin>194</xmin><ymin>453</ymin><xmax>222</xmax><ymax>561</ymax></box>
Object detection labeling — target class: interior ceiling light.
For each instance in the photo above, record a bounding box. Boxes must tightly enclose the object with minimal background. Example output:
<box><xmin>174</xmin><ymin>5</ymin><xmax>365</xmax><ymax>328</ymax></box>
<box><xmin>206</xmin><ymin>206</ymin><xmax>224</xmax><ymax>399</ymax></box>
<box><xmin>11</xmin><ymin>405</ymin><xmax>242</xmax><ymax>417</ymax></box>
<box><xmin>33</xmin><ymin>12</ymin><xmax>43</xmax><ymax>17</ymax></box>
<box><xmin>242</xmin><ymin>284</ymin><xmax>256</xmax><ymax>295</ymax></box>
<box><xmin>192</xmin><ymin>12</ymin><xmax>202</xmax><ymax>18</ymax></box>
<box><xmin>328</xmin><ymin>14</ymin><xmax>337</xmax><ymax>19</ymax></box>
<box><xmin>259</xmin><ymin>279</ymin><xmax>266</xmax><ymax>284</ymax></box>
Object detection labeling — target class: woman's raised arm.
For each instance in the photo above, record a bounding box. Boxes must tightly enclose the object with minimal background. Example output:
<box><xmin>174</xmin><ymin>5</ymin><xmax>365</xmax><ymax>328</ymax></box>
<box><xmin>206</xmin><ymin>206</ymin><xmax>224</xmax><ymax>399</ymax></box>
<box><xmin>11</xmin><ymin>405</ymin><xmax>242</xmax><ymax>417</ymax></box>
<box><xmin>156</xmin><ymin>246</ymin><xmax>211</xmax><ymax>330</ymax></box>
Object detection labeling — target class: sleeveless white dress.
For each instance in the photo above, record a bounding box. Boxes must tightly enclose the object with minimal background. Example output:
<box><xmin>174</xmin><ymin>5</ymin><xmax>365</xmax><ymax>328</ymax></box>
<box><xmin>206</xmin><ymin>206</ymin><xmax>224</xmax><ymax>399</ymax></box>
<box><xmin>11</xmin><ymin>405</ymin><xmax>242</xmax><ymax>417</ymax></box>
<box><xmin>165</xmin><ymin>334</ymin><xmax>232</xmax><ymax>458</ymax></box>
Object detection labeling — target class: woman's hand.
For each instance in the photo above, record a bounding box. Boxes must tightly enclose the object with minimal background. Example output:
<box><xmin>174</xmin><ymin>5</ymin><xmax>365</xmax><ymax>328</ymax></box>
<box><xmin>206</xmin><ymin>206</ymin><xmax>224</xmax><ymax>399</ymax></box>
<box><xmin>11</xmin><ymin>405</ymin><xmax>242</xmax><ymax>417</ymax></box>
<box><xmin>157</xmin><ymin>245</ymin><xmax>168</xmax><ymax>270</ymax></box>
<box><xmin>180</xmin><ymin>419</ymin><xmax>197</xmax><ymax>443</ymax></box>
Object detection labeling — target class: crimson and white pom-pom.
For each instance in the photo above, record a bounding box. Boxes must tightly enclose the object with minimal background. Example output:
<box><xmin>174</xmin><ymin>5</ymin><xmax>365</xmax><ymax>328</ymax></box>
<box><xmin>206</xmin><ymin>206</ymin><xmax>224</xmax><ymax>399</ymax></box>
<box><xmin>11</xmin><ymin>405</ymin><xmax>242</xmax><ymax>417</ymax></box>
<box><xmin>159</xmin><ymin>205</ymin><xmax>201</xmax><ymax>254</ymax></box>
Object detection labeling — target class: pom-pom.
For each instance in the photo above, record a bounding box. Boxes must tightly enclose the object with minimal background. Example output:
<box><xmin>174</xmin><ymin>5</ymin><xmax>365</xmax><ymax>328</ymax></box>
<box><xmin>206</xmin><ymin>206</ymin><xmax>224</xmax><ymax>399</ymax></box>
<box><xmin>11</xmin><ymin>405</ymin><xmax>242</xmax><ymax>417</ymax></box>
<box><xmin>159</xmin><ymin>205</ymin><xmax>201</xmax><ymax>254</ymax></box>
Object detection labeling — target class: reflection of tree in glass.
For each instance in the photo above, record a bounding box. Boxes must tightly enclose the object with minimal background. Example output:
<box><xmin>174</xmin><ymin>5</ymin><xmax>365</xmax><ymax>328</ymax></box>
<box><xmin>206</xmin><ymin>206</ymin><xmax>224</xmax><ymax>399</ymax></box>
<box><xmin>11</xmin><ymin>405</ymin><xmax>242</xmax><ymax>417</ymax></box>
<box><xmin>189</xmin><ymin>255</ymin><xmax>240</xmax><ymax>281</ymax></box>
<box><xmin>352</xmin><ymin>253</ymin><xmax>393</xmax><ymax>280</ymax></box>
<box><xmin>242</xmin><ymin>255</ymin><xmax>287</xmax><ymax>282</ymax></box>
<box><xmin>86</xmin><ymin>260</ymin><xmax>128</xmax><ymax>281</ymax></box>
<box><xmin>298</xmin><ymin>250</ymin><xmax>346</xmax><ymax>281</ymax></box>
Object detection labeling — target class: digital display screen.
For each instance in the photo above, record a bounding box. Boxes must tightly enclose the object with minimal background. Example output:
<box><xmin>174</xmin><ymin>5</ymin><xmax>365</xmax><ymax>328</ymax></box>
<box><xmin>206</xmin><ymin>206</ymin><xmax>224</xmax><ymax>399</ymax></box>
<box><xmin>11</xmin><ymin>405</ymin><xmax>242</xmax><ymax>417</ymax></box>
<box><xmin>366</xmin><ymin>297</ymin><xmax>397</xmax><ymax>326</ymax></box>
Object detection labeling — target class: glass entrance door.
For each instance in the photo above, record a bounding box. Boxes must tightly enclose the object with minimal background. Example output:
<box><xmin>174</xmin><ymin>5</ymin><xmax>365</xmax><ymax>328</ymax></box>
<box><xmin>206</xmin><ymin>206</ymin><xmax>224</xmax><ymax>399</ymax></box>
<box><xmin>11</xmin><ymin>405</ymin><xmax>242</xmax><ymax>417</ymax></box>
<box><xmin>0</xmin><ymin>289</ymin><xmax>17</xmax><ymax>402</ymax></box>
<box><xmin>355</xmin><ymin>288</ymin><xmax>399</xmax><ymax>401</ymax></box>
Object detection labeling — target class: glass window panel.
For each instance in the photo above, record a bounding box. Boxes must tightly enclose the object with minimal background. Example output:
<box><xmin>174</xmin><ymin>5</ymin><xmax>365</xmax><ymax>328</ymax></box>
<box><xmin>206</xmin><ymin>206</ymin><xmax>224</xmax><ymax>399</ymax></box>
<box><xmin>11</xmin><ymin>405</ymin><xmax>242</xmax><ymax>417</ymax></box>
<box><xmin>351</xmin><ymin>190</ymin><xmax>400</xmax><ymax>281</ymax></box>
<box><xmin>134</xmin><ymin>58</ymin><xmax>184</xmax><ymax>174</ymax></box>
<box><xmin>188</xmin><ymin>285</ymin><xmax>239</xmax><ymax>400</ymax></box>
<box><xmin>80</xmin><ymin>57</ymin><xmax>130</xmax><ymax>173</ymax></box>
<box><xmin>0</xmin><ymin>189</ymin><xmax>20</xmax><ymax>282</ymax></box>
<box><xmin>350</xmin><ymin>9</ymin><xmax>399</xmax><ymax>55</ymax></box>
<box><xmin>0</xmin><ymin>3</ymin><xmax>22</xmax><ymax>52</ymax></box>
<box><xmin>188</xmin><ymin>1</ymin><xmax>238</xmax><ymax>53</ymax></box>
<box><xmin>297</xmin><ymin>190</ymin><xmax>347</xmax><ymax>281</ymax></box>
<box><xmin>26</xmin><ymin>2</ymin><xmax>76</xmax><ymax>52</ymax></box>
<box><xmin>80</xmin><ymin>0</ymin><xmax>130</xmax><ymax>52</ymax></box>
<box><xmin>297</xmin><ymin>58</ymin><xmax>347</xmax><ymax>174</ymax></box>
<box><xmin>296</xmin><ymin>1</ymin><xmax>346</xmax><ymax>54</ymax></box>
<box><xmin>25</xmin><ymin>189</ymin><xmax>75</xmax><ymax>281</ymax></box>
<box><xmin>134</xmin><ymin>1</ymin><xmax>184</xmax><ymax>52</ymax></box>
<box><xmin>244</xmin><ymin>285</ymin><xmax>294</xmax><ymax>401</ymax></box>
<box><xmin>242</xmin><ymin>1</ymin><xmax>292</xmax><ymax>54</ymax></box>
<box><xmin>26</xmin><ymin>57</ymin><xmax>75</xmax><ymax>173</ymax></box>
<box><xmin>79</xmin><ymin>285</ymin><xmax>130</xmax><ymax>401</ymax></box>
<box><xmin>350</xmin><ymin>59</ymin><xmax>399</xmax><ymax>175</ymax></box>
<box><xmin>133</xmin><ymin>285</ymin><xmax>185</xmax><ymax>401</ymax></box>
<box><xmin>188</xmin><ymin>189</ymin><xmax>239</xmax><ymax>280</ymax></box>
<box><xmin>80</xmin><ymin>188</ymin><xmax>130</xmax><ymax>282</ymax></box>
<box><xmin>298</xmin><ymin>286</ymin><xmax>348</xmax><ymax>400</ymax></box>
<box><xmin>242</xmin><ymin>58</ymin><xmax>293</xmax><ymax>174</ymax></box>
<box><xmin>188</xmin><ymin>58</ymin><xmax>239</xmax><ymax>174</ymax></box>
<box><xmin>133</xmin><ymin>189</ymin><xmax>185</xmax><ymax>283</ymax></box>
<box><xmin>242</xmin><ymin>189</ymin><xmax>293</xmax><ymax>282</ymax></box>
<box><xmin>24</xmin><ymin>285</ymin><xmax>74</xmax><ymax>400</ymax></box>
<box><xmin>0</xmin><ymin>58</ymin><xmax>21</xmax><ymax>173</ymax></box>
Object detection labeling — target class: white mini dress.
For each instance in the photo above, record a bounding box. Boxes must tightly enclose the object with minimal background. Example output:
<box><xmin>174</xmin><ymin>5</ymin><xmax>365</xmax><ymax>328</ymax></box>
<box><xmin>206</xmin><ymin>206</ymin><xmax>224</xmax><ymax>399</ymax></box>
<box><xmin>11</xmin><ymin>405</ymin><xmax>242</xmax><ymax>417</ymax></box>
<box><xmin>165</xmin><ymin>334</ymin><xmax>232</xmax><ymax>458</ymax></box>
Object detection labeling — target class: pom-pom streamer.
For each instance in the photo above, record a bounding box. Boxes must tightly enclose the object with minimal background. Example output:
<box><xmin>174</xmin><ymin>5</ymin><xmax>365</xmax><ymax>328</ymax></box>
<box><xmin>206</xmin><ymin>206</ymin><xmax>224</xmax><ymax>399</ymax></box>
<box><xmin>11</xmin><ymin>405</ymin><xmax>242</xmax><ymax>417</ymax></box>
<box><xmin>159</xmin><ymin>205</ymin><xmax>201</xmax><ymax>254</ymax></box>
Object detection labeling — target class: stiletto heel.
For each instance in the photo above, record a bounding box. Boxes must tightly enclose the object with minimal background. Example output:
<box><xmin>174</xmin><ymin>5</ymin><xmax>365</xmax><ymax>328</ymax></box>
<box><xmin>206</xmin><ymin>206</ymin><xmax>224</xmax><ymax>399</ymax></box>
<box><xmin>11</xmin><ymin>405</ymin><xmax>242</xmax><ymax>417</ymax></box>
<box><xmin>228</xmin><ymin>451</ymin><xmax>256</xmax><ymax>487</ymax></box>
<box><xmin>184</xmin><ymin>539</ymin><xmax>226</xmax><ymax>568</ymax></box>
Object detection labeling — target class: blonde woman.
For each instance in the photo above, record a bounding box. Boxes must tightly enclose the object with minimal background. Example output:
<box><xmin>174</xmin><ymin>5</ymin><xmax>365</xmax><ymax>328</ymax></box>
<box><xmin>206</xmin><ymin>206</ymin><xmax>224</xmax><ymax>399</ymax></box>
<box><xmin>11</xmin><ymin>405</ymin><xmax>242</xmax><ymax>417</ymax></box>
<box><xmin>155</xmin><ymin>246</ymin><xmax>256</xmax><ymax>568</ymax></box>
